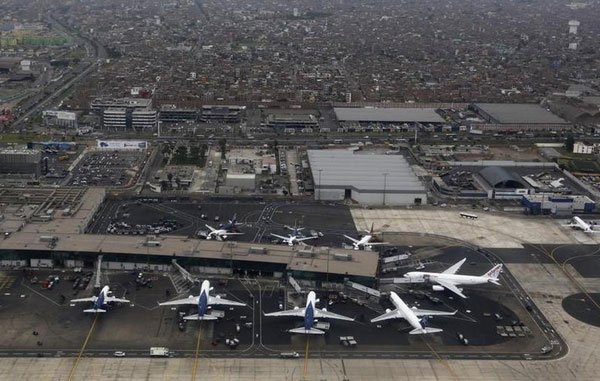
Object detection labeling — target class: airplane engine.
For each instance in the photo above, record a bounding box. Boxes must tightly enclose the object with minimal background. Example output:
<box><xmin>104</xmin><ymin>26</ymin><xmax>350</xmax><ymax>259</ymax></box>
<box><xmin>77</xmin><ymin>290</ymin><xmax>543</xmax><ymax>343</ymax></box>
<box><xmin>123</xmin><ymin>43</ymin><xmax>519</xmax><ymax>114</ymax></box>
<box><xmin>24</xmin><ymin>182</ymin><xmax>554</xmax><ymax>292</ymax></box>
<box><xmin>222</xmin><ymin>235</ymin><xmax>228</xmax><ymax>239</ymax></box>
<box><xmin>385</xmin><ymin>308</ymin><xmax>392</xmax><ymax>313</ymax></box>
<box><xmin>432</xmin><ymin>285</ymin><xmax>445</xmax><ymax>292</ymax></box>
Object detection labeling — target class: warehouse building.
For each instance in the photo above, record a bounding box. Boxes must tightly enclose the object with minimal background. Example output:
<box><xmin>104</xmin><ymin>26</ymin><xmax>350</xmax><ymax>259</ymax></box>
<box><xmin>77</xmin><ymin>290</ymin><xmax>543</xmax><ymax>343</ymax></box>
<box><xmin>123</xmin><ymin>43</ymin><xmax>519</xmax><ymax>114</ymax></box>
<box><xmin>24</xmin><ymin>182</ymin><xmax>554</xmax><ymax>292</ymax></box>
<box><xmin>308</xmin><ymin>150</ymin><xmax>427</xmax><ymax>205</ymax></box>
<box><xmin>334</xmin><ymin>107</ymin><xmax>445</xmax><ymax>132</ymax></box>
<box><xmin>522</xmin><ymin>194</ymin><xmax>595</xmax><ymax>215</ymax></box>
<box><xmin>470</xmin><ymin>103</ymin><xmax>571</xmax><ymax>131</ymax></box>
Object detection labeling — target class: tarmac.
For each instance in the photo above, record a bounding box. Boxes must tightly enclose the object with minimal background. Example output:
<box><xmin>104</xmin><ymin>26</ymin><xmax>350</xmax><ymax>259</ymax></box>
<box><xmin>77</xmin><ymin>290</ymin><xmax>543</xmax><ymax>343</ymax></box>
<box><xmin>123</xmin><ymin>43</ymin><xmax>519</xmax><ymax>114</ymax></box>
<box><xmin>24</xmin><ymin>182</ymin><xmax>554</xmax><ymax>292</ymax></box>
<box><xmin>351</xmin><ymin>208</ymin><xmax>600</xmax><ymax>248</ymax></box>
<box><xmin>1</xmin><ymin>258</ymin><xmax>597</xmax><ymax>381</ymax></box>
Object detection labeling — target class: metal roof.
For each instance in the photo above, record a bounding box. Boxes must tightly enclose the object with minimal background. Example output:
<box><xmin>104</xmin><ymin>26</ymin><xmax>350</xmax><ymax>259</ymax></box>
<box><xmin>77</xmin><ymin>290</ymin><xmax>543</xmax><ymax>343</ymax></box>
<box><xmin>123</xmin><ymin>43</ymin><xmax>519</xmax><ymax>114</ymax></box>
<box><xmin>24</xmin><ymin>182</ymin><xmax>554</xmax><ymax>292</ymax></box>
<box><xmin>334</xmin><ymin>108</ymin><xmax>444</xmax><ymax>123</ymax></box>
<box><xmin>478</xmin><ymin>166</ymin><xmax>526</xmax><ymax>189</ymax></box>
<box><xmin>473</xmin><ymin>103</ymin><xmax>570</xmax><ymax>124</ymax></box>
<box><xmin>308</xmin><ymin>150</ymin><xmax>426</xmax><ymax>193</ymax></box>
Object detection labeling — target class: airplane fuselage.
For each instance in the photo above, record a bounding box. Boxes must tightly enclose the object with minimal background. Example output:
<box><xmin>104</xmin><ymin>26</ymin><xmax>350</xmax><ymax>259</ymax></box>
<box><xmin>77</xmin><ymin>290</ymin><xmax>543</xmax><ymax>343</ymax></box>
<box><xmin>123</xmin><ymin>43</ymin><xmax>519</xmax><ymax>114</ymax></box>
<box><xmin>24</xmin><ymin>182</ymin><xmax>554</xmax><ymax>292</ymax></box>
<box><xmin>390</xmin><ymin>292</ymin><xmax>423</xmax><ymax>331</ymax></box>
<box><xmin>94</xmin><ymin>286</ymin><xmax>109</xmax><ymax>309</ymax></box>
<box><xmin>404</xmin><ymin>272</ymin><xmax>490</xmax><ymax>286</ymax></box>
<box><xmin>304</xmin><ymin>292</ymin><xmax>316</xmax><ymax>330</ymax></box>
<box><xmin>198</xmin><ymin>280</ymin><xmax>211</xmax><ymax>317</ymax></box>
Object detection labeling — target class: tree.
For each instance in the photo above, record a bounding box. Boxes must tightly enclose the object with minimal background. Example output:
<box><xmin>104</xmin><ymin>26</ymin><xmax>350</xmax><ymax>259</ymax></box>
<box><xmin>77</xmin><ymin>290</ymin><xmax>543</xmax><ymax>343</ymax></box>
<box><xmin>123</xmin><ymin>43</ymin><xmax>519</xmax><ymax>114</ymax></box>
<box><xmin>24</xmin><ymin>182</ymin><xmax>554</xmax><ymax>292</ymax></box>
<box><xmin>189</xmin><ymin>145</ymin><xmax>201</xmax><ymax>165</ymax></box>
<box><xmin>167</xmin><ymin>172</ymin><xmax>173</xmax><ymax>185</ymax></box>
<box><xmin>565</xmin><ymin>134</ymin><xmax>575</xmax><ymax>153</ymax></box>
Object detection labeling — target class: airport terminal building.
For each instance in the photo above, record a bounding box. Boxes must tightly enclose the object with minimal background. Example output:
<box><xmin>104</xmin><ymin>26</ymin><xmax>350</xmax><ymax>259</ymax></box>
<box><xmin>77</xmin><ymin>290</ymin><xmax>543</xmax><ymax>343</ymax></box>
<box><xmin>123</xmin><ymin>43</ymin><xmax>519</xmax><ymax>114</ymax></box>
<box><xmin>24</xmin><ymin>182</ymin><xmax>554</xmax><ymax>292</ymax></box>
<box><xmin>308</xmin><ymin>150</ymin><xmax>427</xmax><ymax>206</ymax></box>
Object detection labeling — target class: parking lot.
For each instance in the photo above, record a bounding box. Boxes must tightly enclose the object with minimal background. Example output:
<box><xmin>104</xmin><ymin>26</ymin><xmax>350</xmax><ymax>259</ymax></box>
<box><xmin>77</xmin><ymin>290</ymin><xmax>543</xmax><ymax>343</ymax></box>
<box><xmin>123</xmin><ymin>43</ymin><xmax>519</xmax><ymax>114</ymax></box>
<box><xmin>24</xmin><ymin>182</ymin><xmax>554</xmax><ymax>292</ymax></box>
<box><xmin>67</xmin><ymin>151</ymin><xmax>144</xmax><ymax>187</ymax></box>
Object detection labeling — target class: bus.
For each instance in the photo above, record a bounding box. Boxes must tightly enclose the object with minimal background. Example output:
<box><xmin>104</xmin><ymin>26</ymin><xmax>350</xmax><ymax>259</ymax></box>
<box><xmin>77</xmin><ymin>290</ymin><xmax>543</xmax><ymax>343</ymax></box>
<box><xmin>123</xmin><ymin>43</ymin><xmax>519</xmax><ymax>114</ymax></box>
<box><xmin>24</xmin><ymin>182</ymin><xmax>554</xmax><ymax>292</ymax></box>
<box><xmin>459</xmin><ymin>212</ymin><xmax>478</xmax><ymax>220</ymax></box>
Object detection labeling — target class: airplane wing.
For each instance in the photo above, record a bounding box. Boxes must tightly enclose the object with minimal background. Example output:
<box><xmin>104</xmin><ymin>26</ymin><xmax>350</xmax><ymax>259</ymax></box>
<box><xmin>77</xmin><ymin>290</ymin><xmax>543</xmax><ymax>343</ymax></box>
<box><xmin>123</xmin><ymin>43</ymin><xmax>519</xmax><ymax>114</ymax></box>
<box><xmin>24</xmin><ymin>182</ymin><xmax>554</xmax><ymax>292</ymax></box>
<box><xmin>208</xmin><ymin>295</ymin><xmax>246</xmax><ymax>307</ymax></box>
<box><xmin>158</xmin><ymin>296</ymin><xmax>199</xmax><ymax>306</ymax></box>
<box><xmin>205</xmin><ymin>224</ymin><xmax>216</xmax><ymax>232</ymax></box>
<box><xmin>435</xmin><ymin>279</ymin><xmax>467</xmax><ymax>298</ymax></box>
<box><xmin>562</xmin><ymin>223</ymin><xmax>578</xmax><ymax>227</ymax></box>
<box><xmin>70</xmin><ymin>296</ymin><xmax>98</xmax><ymax>303</ymax></box>
<box><xmin>370</xmin><ymin>309</ymin><xmax>401</xmax><ymax>323</ymax></box>
<box><xmin>442</xmin><ymin>258</ymin><xmax>466</xmax><ymax>275</ymax></box>
<box><xmin>411</xmin><ymin>308</ymin><xmax>457</xmax><ymax>317</ymax></box>
<box><xmin>314</xmin><ymin>308</ymin><xmax>354</xmax><ymax>321</ymax></box>
<box><xmin>105</xmin><ymin>296</ymin><xmax>130</xmax><ymax>304</ymax></box>
<box><xmin>264</xmin><ymin>307</ymin><xmax>305</xmax><ymax>318</ymax></box>
<box><xmin>296</xmin><ymin>236</ymin><xmax>316</xmax><ymax>242</ymax></box>
<box><xmin>270</xmin><ymin>233</ymin><xmax>289</xmax><ymax>240</ymax></box>
<box><xmin>343</xmin><ymin>235</ymin><xmax>360</xmax><ymax>244</ymax></box>
<box><xmin>366</xmin><ymin>242</ymin><xmax>388</xmax><ymax>246</ymax></box>
<box><xmin>223</xmin><ymin>232</ymin><xmax>244</xmax><ymax>236</ymax></box>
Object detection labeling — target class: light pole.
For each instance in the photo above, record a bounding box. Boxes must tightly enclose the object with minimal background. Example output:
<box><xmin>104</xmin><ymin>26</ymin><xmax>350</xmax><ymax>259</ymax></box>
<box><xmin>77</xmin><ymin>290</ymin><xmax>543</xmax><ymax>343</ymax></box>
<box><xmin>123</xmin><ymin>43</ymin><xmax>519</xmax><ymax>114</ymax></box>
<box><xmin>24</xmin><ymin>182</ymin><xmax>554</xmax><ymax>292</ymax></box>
<box><xmin>382</xmin><ymin>173</ymin><xmax>388</xmax><ymax>206</ymax></box>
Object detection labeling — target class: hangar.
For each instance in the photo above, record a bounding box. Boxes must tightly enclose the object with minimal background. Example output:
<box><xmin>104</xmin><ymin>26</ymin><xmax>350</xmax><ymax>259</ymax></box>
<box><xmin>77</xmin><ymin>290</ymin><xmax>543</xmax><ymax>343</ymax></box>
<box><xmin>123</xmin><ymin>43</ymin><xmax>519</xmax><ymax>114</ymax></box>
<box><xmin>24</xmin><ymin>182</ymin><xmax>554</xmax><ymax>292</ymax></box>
<box><xmin>308</xmin><ymin>150</ymin><xmax>427</xmax><ymax>206</ymax></box>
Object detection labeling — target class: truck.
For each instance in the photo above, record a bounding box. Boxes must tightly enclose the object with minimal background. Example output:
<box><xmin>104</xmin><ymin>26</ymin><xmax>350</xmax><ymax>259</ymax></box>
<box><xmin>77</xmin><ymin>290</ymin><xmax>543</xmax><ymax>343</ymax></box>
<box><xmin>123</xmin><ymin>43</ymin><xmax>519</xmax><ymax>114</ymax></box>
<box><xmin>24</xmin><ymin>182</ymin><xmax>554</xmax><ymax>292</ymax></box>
<box><xmin>150</xmin><ymin>347</ymin><xmax>169</xmax><ymax>357</ymax></box>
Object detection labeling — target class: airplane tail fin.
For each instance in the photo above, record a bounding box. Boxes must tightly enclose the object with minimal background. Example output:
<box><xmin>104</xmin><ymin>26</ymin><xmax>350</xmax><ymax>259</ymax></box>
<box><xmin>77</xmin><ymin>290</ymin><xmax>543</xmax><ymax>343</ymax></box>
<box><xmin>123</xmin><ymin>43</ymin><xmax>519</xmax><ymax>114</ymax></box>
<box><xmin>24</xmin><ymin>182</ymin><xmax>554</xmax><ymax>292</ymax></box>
<box><xmin>288</xmin><ymin>327</ymin><xmax>325</xmax><ymax>335</ymax></box>
<box><xmin>183</xmin><ymin>314</ymin><xmax>219</xmax><ymax>321</ymax></box>
<box><xmin>484</xmin><ymin>264</ymin><xmax>503</xmax><ymax>281</ymax></box>
<box><xmin>409</xmin><ymin>327</ymin><xmax>443</xmax><ymax>335</ymax></box>
<box><xmin>83</xmin><ymin>308</ymin><xmax>106</xmax><ymax>313</ymax></box>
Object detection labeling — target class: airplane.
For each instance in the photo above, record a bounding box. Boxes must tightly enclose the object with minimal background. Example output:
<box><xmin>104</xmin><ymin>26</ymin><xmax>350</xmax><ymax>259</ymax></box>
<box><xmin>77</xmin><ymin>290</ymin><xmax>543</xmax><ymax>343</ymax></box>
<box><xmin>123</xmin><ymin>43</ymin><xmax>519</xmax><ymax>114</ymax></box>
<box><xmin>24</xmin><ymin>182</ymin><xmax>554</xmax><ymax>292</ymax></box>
<box><xmin>203</xmin><ymin>223</ymin><xmax>244</xmax><ymax>241</ymax></box>
<box><xmin>402</xmin><ymin>258</ymin><xmax>503</xmax><ymax>299</ymax></box>
<box><xmin>371</xmin><ymin>291</ymin><xmax>456</xmax><ymax>334</ymax></box>
<box><xmin>70</xmin><ymin>285</ymin><xmax>130</xmax><ymax>313</ymax></box>
<box><xmin>343</xmin><ymin>223</ymin><xmax>388</xmax><ymax>250</ymax></box>
<box><xmin>270</xmin><ymin>229</ymin><xmax>315</xmax><ymax>246</ymax></box>
<box><xmin>158</xmin><ymin>280</ymin><xmax>246</xmax><ymax>320</ymax></box>
<box><xmin>264</xmin><ymin>291</ymin><xmax>353</xmax><ymax>334</ymax></box>
<box><xmin>219</xmin><ymin>213</ymin><xmax>243</xmax><ymax>232</ymax></box>
<box><xmin>563</xmin><ymin>216</ymin><xmax>600</xmax><ymax>234</ymax></box>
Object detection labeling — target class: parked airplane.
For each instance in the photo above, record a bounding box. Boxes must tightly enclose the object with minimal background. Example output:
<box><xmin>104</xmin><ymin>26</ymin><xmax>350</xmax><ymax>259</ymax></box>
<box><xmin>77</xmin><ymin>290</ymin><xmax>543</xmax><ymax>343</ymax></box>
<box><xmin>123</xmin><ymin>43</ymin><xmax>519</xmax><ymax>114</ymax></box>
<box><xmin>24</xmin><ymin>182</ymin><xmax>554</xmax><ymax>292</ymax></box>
<box><xmin>264</xmin><ymin>291</ymin><xmax>353</xmax><ymax>334</ymax></box>
<box><xmin>70</xmin><ymin>285</ymin><xmax>130</xmax><ymax>313</ymax></box>
<box><xmin>158</xmin><ymin>280</ymin><xmax>246</xmax><ymax>320</ymax></box>
<box><xmin>343</xmin><ymin>224</ymin><xmax>388</xmax><ymax>250</ymax></box>
<box><xmin>371</xmin><ymin>292</ymin><xmax>456</xmax><ymax>334</ymax></box>
<box><xmin>219</xmin><ymin>213</ymin><xmax>243</xmax><ymax>232</ymax></box>
<box><xmin>204</xmin><ymin>224</ymin><xmax>244</xmax><ymax>241</ymax></box>
<box><xmin>403</xmin><ymin>258</ymin><xmax>503</xmax><ymax>299</ymax></box>
<box><xmin>563</xmin><ymin>216</ymin><xmax>600</xmax><ymax>234</ymax></box>
<box><xmin>270</xmin><ymin>231</ymin><xmax>315</xmax><ymax>246</ymax></box>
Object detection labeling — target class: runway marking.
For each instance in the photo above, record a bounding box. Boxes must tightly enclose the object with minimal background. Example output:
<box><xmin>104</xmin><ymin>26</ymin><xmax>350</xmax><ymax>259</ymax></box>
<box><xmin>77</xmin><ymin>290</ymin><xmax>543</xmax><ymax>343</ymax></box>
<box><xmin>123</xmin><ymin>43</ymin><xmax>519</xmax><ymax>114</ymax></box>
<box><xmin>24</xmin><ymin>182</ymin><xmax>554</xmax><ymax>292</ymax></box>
<box><xmin>191</xmin><ymin>325</ymin><xmax>203</xmax><ymax>381</ymax></box>
<box><xmin>304</xmin><ymin>335</ymin><xmax>310</xmax><ymax>378</ymax></box>
<box><xmin>67</xmin><ymin>313</ymin><xmax>99</xmax><ymax>381</ymax></box>
<box><xmin>419</xmin><ymin>336</ymin><xmax>458</xmax><ymax>380</ymax></box>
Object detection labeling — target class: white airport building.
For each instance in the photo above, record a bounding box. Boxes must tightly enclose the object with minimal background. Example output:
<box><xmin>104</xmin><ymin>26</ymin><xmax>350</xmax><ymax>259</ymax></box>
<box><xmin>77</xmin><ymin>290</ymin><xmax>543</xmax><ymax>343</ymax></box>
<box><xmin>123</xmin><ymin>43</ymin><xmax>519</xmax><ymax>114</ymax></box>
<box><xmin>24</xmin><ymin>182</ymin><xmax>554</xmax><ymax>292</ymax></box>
<box><xmin>308</xmin><ymin>150</ymin><xmax>427</xmax><ymax>206</ymax></box>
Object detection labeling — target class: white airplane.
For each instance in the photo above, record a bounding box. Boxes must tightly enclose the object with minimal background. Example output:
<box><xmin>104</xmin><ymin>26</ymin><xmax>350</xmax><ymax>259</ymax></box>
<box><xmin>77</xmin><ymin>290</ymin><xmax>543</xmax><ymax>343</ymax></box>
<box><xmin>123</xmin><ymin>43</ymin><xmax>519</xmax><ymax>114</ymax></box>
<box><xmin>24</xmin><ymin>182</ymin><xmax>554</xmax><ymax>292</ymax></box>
<box><xmin>403</xmin><ymin>258</ymin><xmax>503</xmax><ymax>299</ymax></box>
<box><xmin>158</xmin><ymin>280</ymin><xmax>246</xmax><ymax>320</ymax></box>
<box><xmin>270</xmin><ymin>232</ymin><xmax>315</xmax><ymax>246</ymax></box>
<box><xmin>371</xmin><ymin>291</ymin><xmax>456</xmax><ymax>334</ymax></box>
<box><xmin>70</xmin><ymin>285</ymin><xmax>130</xmax><ymax>313</ymax></box>
<box><xmin>563</xmin><ymin>216</ymin><xmax>600</xmax><ymax>234</ymax></box>
<box><xmin>203</xmin><ymin>224</ymin><xmax>244</xmax><ymax>241</ymax></box>
<box><xmin>264</xmin><ymin>291</ymin><xmax>354</xmax><ymax>334</ymax></box>
<box><xmin>343</xmin><ymin>224</ymin><xmax>388</xmax><ymax>250</ymax></box>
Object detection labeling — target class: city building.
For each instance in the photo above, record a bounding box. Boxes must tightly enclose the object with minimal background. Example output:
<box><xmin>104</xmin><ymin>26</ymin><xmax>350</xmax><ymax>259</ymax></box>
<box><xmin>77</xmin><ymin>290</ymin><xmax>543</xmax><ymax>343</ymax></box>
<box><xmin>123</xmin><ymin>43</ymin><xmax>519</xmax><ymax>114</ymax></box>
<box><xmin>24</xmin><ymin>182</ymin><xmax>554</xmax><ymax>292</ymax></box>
<box><xmin>573</xmin><ymin>141</ymin><xmax>597</xmax><ymax>154</ymax></box>
<box><xmin>102</xmin><ymin>108</ymin><xmax>127</xmax><ymax>130</ymax></box>
<box><xmin>42</xmin><ymin>110</ymin><xmax>77</xmax><ymax>128</ymax></box>
<box><xmin>308</xmin><ymin>150</ymin><xmax>427</xmax><ymax>205</ymax></box>
<box><xmin>131</xmin><ymin>109</ymin><xmax>158</xmax><ymax>131</ymax></box>
<box><xmin>200</xmin><ymin>105</ymin><xmax>245</xmax><ymax>123</ymax></box>
<box><xmin>266</xmin><ymin>113</ymin><xmax>319</xmax><ymax>132</ymax></box>
<box><xmin>159</xmin><ymin>106</ymin><xmax>198</xmax><ymax>123</ymax></box>
<box><xmin>0</xmin><ymin>148</ymin><xmax>41</xmax><ymax>178</ymax></box>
